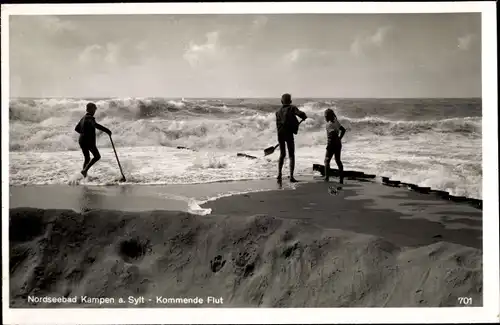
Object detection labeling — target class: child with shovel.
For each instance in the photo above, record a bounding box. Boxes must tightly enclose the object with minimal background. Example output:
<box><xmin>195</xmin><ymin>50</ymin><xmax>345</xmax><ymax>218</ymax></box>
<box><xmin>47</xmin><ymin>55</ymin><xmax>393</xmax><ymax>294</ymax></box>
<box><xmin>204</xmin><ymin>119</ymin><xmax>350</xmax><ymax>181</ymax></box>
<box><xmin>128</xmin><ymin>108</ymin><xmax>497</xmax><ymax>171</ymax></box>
<box><xmin>74</xmin><ymin>102</ymin><xmax>112</xmax><ymax>178</ymax></box>
<box><xmin>275</xmin><ymin>93</ymin><xmax>307</xmax><ymax>183</ymax></box>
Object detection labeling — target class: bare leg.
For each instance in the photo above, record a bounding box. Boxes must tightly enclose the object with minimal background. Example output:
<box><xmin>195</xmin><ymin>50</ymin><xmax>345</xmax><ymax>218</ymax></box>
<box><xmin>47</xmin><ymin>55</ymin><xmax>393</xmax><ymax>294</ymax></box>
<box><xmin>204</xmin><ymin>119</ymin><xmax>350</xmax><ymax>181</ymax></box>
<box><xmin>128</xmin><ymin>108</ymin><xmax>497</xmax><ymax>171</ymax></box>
<box><xmin>80</xmin><ymin>146</ymin><xmax>91</xmax><ymax>177</ymax></box>
<box><xmin>83</xmin><ymin>156</ymin><xmax>101</xmax><ymax>174</ymax></box>
<box><xmin>334</xmin><ymin>145</ymin><xmax>344</xmax><ymax>184</ymax></box>
<box><xmin>324</xmin><ymin>155</ymin><xmax>332</xmax><ymax>182</ymax></box>
<box><xmin>82</xmin><ymin>155</ymin><xmax>90</xmax><ymax>170</ymax></box>
<box><xmin>82</xmin><ymin>146</ymin><xmax>101</xmax><ymax>175</ymax></box>
<box><xmin>277</xmin><ymin>138</ymin><xmax>286</xmax><ymax>181</ymax></box>
<box><xmin>287</xmin><ymin>136</ymin><xmax>297</xmax><ymax>182</ymax></box>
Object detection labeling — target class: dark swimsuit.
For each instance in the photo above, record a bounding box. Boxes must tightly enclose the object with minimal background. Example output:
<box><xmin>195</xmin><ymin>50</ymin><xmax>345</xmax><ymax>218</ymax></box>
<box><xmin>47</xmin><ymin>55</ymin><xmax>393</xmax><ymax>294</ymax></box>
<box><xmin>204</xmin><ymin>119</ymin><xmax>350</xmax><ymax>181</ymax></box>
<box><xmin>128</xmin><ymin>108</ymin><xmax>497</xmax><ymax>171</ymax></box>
<box><xmin>276</xmin><ymin>105</ymin><xmax>307</xmax><ymax>157</ymax></box>
<box><xmin>75</xmin><ymin>113</ymin><xmax>110</xmax><ymax>157</ymax></box>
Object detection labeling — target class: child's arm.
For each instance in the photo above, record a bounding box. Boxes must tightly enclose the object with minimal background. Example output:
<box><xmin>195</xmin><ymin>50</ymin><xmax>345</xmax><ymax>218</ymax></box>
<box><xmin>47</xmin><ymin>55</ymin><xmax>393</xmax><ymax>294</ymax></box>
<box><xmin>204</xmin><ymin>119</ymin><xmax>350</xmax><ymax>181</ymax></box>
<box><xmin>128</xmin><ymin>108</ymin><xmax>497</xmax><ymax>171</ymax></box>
<box><xmin>95</xmin><ymin>122</ymin><xmax>112</xmax><ymax>135</ymax></box>
<box><xmin>89</xmin><ymin>116</ymin><xmax>112</xmax><ymax>135</ymax></box>
<box><xmin>339</xmin><ymin>125</ymin><xmax>346</xmax><ymax>140</ymax></box>
<box><xmin>292</xmin><ymin>105</ymin><xmax>307</xmax><ymax>120</ymax></box>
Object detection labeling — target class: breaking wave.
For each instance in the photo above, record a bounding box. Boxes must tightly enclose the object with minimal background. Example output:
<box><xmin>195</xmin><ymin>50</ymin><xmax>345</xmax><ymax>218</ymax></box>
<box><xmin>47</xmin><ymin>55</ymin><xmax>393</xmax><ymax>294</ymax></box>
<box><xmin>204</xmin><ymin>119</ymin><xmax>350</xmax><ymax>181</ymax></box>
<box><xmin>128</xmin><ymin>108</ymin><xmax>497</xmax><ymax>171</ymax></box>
<box><xmin>9</xmin><ymin>98</ymin><xmax>481</xmax><ymax>152</ymax></box>
<box><xmin>8</xmin><ymin>97</ymin><xmax>483</xmax><ymax>199</ymax></box>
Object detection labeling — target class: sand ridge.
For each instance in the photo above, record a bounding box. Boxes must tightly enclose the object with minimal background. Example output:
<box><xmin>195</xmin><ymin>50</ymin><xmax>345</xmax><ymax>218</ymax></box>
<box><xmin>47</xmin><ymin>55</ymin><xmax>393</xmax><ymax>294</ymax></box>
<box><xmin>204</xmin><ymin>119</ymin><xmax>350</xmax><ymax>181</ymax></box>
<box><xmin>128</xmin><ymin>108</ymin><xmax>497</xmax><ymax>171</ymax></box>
<box><xmin>10</xmin><ymin>206</ymin><xmax>482</xmax><ymax>308</ymax></box>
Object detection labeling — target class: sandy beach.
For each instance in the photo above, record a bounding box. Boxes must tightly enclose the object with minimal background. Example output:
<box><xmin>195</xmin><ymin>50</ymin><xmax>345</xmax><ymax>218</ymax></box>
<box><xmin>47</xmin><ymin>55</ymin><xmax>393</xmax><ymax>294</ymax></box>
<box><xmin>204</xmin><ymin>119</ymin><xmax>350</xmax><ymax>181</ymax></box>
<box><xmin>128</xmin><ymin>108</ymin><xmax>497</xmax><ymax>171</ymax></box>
<box><xmin>9</xmin><ymin>178</ymin><xmax>483</xmax><ymax>308</ymax></box>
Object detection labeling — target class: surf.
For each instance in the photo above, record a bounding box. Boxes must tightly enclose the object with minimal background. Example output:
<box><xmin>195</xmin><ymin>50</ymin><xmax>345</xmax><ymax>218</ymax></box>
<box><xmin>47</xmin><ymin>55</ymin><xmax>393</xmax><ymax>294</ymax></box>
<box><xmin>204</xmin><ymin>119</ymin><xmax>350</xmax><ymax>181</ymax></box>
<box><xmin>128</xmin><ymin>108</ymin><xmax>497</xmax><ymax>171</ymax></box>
<box><xmin>8</xmin><ymin>97</ymin><xmax>483</xmax><ymax>199</ymax></box>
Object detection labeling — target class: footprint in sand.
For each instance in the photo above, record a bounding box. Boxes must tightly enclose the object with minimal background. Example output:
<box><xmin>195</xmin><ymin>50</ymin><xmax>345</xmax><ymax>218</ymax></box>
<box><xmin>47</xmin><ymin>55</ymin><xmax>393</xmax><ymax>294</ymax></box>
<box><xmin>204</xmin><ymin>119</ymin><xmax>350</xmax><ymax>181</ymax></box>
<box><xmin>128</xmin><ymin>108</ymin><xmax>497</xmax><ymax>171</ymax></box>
<box><xmin>328</xmin><ymin>186</ymin><xmax>341</xmax><ymax>195</ymax></box>
<box><xmin>210</xmin><ymin>255</ymin><xmax>226</xmax><ymax>273</ymax></box>
<box><xmin>233</xmin><ymin>251</ymin><xmax>257</xmax><ymax>278</ymax></box>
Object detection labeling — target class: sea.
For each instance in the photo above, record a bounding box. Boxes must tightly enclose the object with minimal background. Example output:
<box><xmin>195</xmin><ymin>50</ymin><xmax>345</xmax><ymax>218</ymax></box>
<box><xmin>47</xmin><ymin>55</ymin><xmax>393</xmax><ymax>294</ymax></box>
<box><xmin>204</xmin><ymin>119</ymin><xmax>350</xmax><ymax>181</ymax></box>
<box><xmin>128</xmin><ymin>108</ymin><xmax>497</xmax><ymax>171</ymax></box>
<box><xmin>8</xmin><ymin>97</ymin><xmax>482</xmax><ymax>201</ymax></box>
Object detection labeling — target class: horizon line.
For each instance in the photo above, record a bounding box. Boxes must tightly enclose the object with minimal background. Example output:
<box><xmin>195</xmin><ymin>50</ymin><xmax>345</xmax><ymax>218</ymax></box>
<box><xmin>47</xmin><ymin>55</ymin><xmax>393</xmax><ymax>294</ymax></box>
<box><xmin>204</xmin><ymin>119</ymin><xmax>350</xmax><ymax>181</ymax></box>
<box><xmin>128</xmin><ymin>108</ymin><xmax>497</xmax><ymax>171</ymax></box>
<box><xmin>9</xmin><ymin>96</ymin><xmax>483</xmax><ymax>100</ymax></box>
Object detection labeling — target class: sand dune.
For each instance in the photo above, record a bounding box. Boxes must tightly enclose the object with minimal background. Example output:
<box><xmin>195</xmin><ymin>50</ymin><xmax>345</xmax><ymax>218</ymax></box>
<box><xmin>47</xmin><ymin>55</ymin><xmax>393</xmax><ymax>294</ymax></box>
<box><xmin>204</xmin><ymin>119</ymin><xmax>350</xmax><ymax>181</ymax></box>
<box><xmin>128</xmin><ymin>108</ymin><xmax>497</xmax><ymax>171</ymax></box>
<box><xmin>10</xmin><ymin>207</ymin><xmax>482</xmax><ymax>308</ymax></box>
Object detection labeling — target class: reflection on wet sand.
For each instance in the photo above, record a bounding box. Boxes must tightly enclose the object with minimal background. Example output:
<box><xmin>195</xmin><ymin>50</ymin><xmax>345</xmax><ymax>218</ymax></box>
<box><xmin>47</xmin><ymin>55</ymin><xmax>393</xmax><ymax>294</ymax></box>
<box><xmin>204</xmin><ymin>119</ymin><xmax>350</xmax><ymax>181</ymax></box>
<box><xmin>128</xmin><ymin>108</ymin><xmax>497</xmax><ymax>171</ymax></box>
<box><xmin>78</xmin><ymin>186</ymin><xmax>103</xmax><ymax>212</ymax></box>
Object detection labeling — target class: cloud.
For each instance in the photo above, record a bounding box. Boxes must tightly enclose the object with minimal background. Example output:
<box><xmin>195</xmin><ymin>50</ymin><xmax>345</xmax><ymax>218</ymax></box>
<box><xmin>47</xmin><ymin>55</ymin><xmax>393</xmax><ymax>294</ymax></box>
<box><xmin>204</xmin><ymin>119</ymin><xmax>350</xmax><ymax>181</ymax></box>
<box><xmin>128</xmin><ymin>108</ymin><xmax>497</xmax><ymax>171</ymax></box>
<box><xmin>370</xmin><ymin>26</ymin><xmax>392</xmax><ymax>46</ymax></box>
<box><xmin>285</xmin><ymin>49</ymin><xmax>310</xmax><ymax>63</ymax></box>
<box><xmin>10</xmin><ymin>15</ymin><xmax>78</xmax><ymax>47</ymax></box>
<box><xmin>10</xmin><ymin>15</ymin><xmax>76</xmax><ymax>36</ymax></box>
<box><xmin>79</xmin><ymin>44</ymin><xmax>101</xmax><ymax>64</ymax></box>
<box><xmin>457</xmin><ymin>33</ymin><xmax>475</xmax><ymax>51</ymax></box>
<box><xmin>37</xmin><ymin>16</ymin><xmax>77</xmax><ymax>33</ymax></box>
<box><xmin>136</xmin><ymin>40</ymin><xmax>149</xmax><ymax>52</ymax></box>
<box><xmin>78</xmin><ymin>43</ymin><xmax>121</xmax><ymax>66</ymax></box>
<box><xmin>251</xmin><ymin>16</ymin><xmax>268</xmax><ymax>32</ymax></box>
<box><xmin>104</xmin><ymin>43</ymin><xmax>121</xmax><ymax>64</ymax></box>
<box><xmin>284</xmin><ymin>48</ymin><xmax>337</xmax><ymax>67</ymax></box>
<box><xmin>350</xmin><ymin>38</ymin><xmax>364</xmax><ymax>57</ymax></box>
<box><xmin>350</xmin><ymin>26</ymin><xmax>393</xmax><ymax>56</ymax></box>
<box><xmin>183</xmin><ymin>31</ymin><xmax>226</xmax><ymax>68</ymax></box>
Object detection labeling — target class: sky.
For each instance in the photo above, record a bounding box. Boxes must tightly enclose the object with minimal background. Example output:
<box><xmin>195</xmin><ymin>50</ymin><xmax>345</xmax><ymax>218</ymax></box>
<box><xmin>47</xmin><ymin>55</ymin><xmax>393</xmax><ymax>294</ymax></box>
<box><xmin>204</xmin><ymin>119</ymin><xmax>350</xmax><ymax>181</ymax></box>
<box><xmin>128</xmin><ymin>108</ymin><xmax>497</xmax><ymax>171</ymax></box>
<box><xmin>9</xmin><ymin>13</ymin><xmax>481</xmax><ymax>98</ymax></box>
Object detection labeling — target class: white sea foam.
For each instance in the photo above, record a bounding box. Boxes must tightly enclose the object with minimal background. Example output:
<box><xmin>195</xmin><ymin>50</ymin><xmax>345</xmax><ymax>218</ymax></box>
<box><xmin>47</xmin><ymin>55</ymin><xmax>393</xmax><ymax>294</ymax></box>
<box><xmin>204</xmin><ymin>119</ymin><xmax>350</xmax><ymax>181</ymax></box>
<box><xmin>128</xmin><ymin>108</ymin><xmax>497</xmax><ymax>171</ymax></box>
<box><xmin>8</xmin><ymin>97</ymin><xmax>483</xmax><ymax>199</ymax></box>
<box><xmin>9</xmin><ymin>141</ymin><xmax>482</xmax><ymax>199</ymax></box>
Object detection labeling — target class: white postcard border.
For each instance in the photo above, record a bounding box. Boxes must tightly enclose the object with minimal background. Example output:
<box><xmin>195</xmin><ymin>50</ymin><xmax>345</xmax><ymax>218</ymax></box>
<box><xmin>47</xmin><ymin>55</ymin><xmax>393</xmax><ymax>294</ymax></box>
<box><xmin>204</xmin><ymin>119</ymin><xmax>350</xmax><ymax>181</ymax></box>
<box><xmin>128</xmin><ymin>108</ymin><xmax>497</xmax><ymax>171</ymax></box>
<box><xmin>2</xmin><ymin>2</ymin><xmax>498</xmax><ymax>324</ymax></box>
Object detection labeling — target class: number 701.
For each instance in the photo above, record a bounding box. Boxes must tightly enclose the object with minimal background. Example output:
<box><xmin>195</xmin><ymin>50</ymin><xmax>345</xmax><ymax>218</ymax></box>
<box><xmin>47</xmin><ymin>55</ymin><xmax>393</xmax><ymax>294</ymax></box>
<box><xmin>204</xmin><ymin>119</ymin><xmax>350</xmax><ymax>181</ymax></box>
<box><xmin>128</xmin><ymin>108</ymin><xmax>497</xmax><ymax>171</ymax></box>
<box><xmin>457</xmin><ymin>297</ymin><xmax>473</xmax><ymax>305</ymax></box>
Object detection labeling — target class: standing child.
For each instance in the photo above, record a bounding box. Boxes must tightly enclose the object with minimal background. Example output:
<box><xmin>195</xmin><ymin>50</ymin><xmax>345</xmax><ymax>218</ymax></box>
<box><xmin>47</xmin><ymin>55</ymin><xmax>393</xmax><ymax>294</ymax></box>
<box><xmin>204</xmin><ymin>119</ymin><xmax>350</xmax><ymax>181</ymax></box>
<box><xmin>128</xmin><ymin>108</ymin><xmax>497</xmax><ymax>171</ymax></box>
<box><xmin>74</xmin><ymin>102</ymin><xmax>112</xmax><ymax>177</ymax></box>
<box><xmin>324</xmin><ymin>108</ymin><xmax>346</xmax><ymax>184</ymax></box>
<box><xmin>275</xmin><ymin>93</ymin><xmax>307</xmax><ymax>183</ymax></box>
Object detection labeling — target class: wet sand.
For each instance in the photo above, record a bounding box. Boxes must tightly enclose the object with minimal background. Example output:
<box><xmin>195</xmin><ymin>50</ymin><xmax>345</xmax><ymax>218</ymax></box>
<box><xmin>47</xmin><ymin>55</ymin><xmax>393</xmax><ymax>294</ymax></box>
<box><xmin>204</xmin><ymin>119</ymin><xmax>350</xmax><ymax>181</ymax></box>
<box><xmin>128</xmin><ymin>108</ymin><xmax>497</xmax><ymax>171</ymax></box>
<box><xmin>9</xmin><ymin>179</ymin><xmax>482</xmax><ymax>307</ymax></box>
<box><xmin>9</xmin><ymin>179</ymin><xmax>289</xmax><ymax>215</ymax></box>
